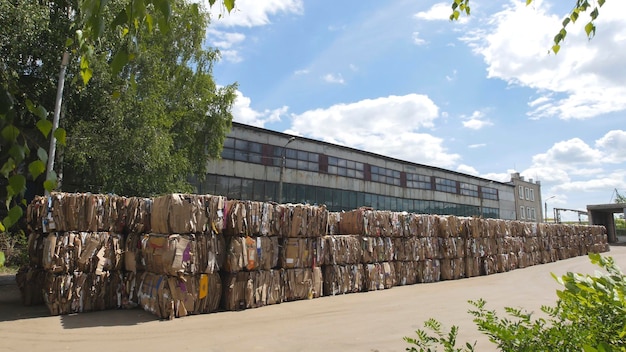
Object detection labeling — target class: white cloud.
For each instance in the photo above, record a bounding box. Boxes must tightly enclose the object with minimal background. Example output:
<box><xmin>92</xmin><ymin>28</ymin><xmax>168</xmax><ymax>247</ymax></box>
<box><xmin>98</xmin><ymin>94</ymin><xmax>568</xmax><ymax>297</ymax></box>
<box><xmin>445</xmin><ymin>69</ymin><xmax>457</xmax><ymax>81</ymax></box>
<box><xmin>596</xmin><ymin>130</ymin><xmax>626</xmax><ymax>163</ymax></box>
<box><xmin>412</xmin><ymin>32</ymin><xmax>427</xmax><ymax>45</ymax></box>
<box><xmin>468</xmin><ymin>143</ymin><xmax>486</xmax><ymax>149</ymax></box>
<box><xmin>206</xmin><ymin>29</ymin><xmax>246</xmax><ymax>63</ymax></box>
<box><xmin>287</xmin><ymin>94</ymin><xmax>461</xmax><ymax>168</ymax></box>
<box><xmin>532</xmin><ymin>138</ymin><xmax>603</xmax><ymax>167</ymax></box>
<box><xmin>415</xmin><ymin>2</ymin><xmax>470</xmax><ymax>23</ymax></box>
<box><xmin>208</xmin><ymin>0</ymin><xmax>304</xmax><ymax>28</ymax></box>
<box><xmin>456</xmin><ymin>164</ymin><xmax>479</xmax><ymax>176</ymax></box>
<box><xmin>461</xmin><ymin>110</ymin><xmax>493</xmax><ymax>130</ymax></box>
<box><xmin>323</xmin><ymin>73</ymin><xmax>345</xmax><ymax>84</ymax></box>
<box><xmin>231</xmin><ymin>91</ymin><xmax>288</xmax><ymax>127</ymax></box>
<box><xmin>463</xmin><ymin>0</ymin><xmax>626</xmax><ymax>120</ymax></box>
<box><xmin>294</xmin><ymin>69</ymin><xmax>310</xmax><ymax>75</ymax></box>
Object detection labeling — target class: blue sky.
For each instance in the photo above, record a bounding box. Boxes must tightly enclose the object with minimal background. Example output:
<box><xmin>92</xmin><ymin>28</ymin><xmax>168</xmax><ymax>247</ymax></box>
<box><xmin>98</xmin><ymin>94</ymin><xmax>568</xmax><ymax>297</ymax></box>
<box><xmin>203</xmin><ymin>0</ymin><xmax>626</xmax><ymax>220</ymax></box>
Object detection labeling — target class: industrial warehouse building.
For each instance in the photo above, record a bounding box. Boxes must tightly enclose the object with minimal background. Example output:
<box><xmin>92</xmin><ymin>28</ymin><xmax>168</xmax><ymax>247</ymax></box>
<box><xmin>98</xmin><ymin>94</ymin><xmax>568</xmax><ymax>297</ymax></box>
<box><xmin>193</xmin><ymin>122</ymin><xmax>544</xmax><ymax>222</ymax></box>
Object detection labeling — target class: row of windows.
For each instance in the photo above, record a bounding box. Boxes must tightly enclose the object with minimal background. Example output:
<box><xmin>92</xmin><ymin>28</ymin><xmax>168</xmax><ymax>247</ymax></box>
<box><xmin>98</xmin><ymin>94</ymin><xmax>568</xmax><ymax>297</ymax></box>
<box><xmin>519</xmin><ymin>185</ymin><xmax>536</xmax><ymax>201</ymax></box>
<box><xmin>520</xmin><ymin>206</ymin><xmax>537</xmax><ymax>221</ymax></box>
<box><xmin>220</xmin><ymin>137</ymin><xmax>499</xmax><ymax>201</ymax></box>
<box><xmin>195</xmin><ymin>174</ymin><xmax>500</xmax><ymax>219</ymax></box>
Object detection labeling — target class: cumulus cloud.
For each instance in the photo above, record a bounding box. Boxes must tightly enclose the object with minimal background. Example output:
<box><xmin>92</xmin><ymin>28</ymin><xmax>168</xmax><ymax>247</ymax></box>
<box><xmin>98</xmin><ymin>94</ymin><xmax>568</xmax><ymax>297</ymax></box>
<box><xmin>323</xmin><ymin>73</ymin><xmax>345</xmax><ymax>84</ymax></box>
<box><xmin>287</xmin><ymin>94</ymin><xmax>461</xmax><ymax>168</ymax></box>
<box><xmin>415</xmin><ymin>2</ymin><xmax>470</xmax><ymax>24</ymax></box>
<box><xmin>208</xmin><ymin>0</ymin><xmax>303</xmax><ymax>28</ymax></box>
<box><xmin>596</xmin><ymin>130</ymin><xmax>626</xmax><ymax>163</ymax></box>
<box><xmin>231</xmin><ymin>91</ymin><xmax>288</xmax><ymax>127</ymax></box>
<box><xmin>461</xmin><ymin>110</ymin><xmax>493</xmax><ymax>130</ymax></box>
<box><xmin>462</xmin><ymin>0</ymin><xmax>626</xmax><ymax>120</ymax></box>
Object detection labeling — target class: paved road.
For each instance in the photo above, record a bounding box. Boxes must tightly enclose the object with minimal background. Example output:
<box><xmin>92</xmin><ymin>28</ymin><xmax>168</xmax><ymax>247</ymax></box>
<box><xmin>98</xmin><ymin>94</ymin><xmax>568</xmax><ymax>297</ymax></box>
<box><xmin>2</xmin><ymin>247</ymin><xmax>625</xmax><ymax>352</ymax></box>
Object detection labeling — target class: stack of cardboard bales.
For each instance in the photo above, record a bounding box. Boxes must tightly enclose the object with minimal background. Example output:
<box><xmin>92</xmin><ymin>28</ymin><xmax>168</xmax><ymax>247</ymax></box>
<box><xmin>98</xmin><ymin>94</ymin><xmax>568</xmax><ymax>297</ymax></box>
<box><xmin>18</xmin><ymin>192</ymin><xmax>134</xmax><ymax>314</ymax></box>
<box><xmin>278</xmin><ymin>203</ymin><xmax>326</xmax><ymax>302</ymax></box>
<box><xmin>18</xmin><ymin>192</ymin><xmax>610</xmax><ymax>321</ymax></box>
<box><xmin>131</xmin><ymin>194</ymin><xmax>225</xmax><ymax>319</ymax></box>
<box><xmin>221</xmin><ymin>200</ymin><xmax>282</xmax><ymax>310</ymax></box>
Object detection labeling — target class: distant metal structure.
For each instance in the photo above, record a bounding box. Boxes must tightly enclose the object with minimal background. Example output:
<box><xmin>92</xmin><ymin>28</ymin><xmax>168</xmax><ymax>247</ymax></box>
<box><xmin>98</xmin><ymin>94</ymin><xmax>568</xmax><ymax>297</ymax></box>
<box><xmin>553</xmin><ymin>207</ymin><xmax>588</xmax><ymax>224</ymax></box>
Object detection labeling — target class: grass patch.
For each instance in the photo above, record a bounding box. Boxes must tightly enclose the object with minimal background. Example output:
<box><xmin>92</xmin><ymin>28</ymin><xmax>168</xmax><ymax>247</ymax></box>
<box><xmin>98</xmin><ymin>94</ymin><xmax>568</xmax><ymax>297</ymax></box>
<box><xmin>0</xmin><ymin>266</ymin><xmax>18</xmax><ymax>275</ymax></box>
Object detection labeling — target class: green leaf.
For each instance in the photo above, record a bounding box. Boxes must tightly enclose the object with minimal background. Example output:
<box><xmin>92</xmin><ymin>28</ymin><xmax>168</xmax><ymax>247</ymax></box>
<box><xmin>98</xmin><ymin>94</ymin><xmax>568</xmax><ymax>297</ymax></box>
<box><xmin>65</xmin><ymin>38</ymin><xmax>74</xmax><ymax>47</ymax></box>
<box><xmin>44</xmin><ymin>179</ymin><xmax>57</xmax><ymax>192</ymax></box>
<box><xmin>0</xmin><ymin>222</ymin><xmax>4</xmax><ymax>232</ymax></box>
<box><xmin>552</xmin><ymin>44</ymin><xmax>560</xmax><ymax>54</ymax></box>
<box><xmin>590</xmin><ymin>8</ymin><xmax>599</xmax><ymax>20</ymax></box>
<box><xmin>585</xmin><ymin>22</ymin><xmax>595</xmax><ymax>38</ymax></box>
<box><xmin>111</xmin><ymin>9</ymin><xmax>128</xmax><ymax>28</ymax></box>
<box><xmin>28</xmin><ymin>160</ymin><xmax>46</xmax><ymax>180</ymax></box>
<box><xmin>146</xmin><ymin>13</ymin><xmax>153</xmax><ymax>32</ymax></box>
<box><xmin>155</xmin><ymin>0</ymin><xmax>171</xmax><ymax>20</ymax></box>
<box><xmin>0</xmin><ymin>158</ymin><xmax>16</xmax><ymax>178</ymax></box>
<box><xmin>37</xmin><ymin>147</ymin><xmax>48</xmax><ymax>163</ymax></box>
<box><xmin>8</xmin><ymin>174</ymin><xmax>26</xmax><ymax>194</ymax></box>
<box><xmin>36</xmin><ymin>119</ymin><xmax>53</xmax><ymax>138</ymax></box>
<box><xmin>562</xmin><ymin>17</ymin><xmax>570</xmax><ymax>27</ymax></box>
<box><xmin>8</xmin><ymin>144</ymin><xmax>25</xmax><ymax>163</ymax></box>
<box><xmin>598</xmin><ymin>0</ymin><xmax>605</xmax><ymax>6</ymax></box>
<box><xmin>526</xmin><ymin>0</ymin><xmax>532</xmax><ymax>4</ymax></box>
<box><xmin>82</xmin><ymin>67</ymin><xmax>93</xmax><ymax>85</ymax></box>
<box><xmin>452</xmin><ymin>10</ymin><xmax>460</xmax><ymax>20</ymax></box>
<box><xmin>34</xmin><ymin>105</ymin><xmax>47</xmax><ymax>119</ymax></box>
<box><xmin>25</xmin><ymin>99</ymin><xmax>35</xmax><ymax>112</ymax></box>
<box><xmin>1</xmin><ymin>125</ymin><xmax>20</xmax><ymax>142</ymax></box>
<box><xmin>54</xmin><ymin>127</ymin><xmax>67</xmax><ymax>146</ymax></box>
<box><xmin>224</xmin><ymin>0</ymin><xmax>235</xmax><ymax>12</ymax></box>
<box><xmin>111</xmin><ymin>48</ymin><xmax>129</xmax><ymax>76</ymax></box>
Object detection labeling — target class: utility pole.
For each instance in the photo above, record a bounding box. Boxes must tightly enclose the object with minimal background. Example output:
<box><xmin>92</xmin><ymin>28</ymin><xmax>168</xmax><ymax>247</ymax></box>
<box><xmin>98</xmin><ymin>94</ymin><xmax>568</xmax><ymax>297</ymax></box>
<box><xmin>278</xmin><ymin>137</ymin><xmax>296</xmax><ymax>203</ymax></box>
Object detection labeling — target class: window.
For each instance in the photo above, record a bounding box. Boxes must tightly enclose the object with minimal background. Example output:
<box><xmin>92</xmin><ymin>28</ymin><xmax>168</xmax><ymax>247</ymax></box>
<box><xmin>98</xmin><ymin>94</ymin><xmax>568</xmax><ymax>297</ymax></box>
<box><xmin>407</xmin><ymin>174</ymin><xmax>432</xmax><ymax>190</ymax></box>
<box><xmin>370</xmin><ymin>165</ymin><xmax>401</xmax><ymax>186</ymax></box>
<box><xmin>519</xmin><ymin>185</ymin><xmax>524</xmax><ymax>199</ymax></box>
<box><xmin>530</xmin><ymin>189</ymin><xmax>535</xmax><ymax>201</ymax></box>
<box><xmin>527</xmin><ymin>207</ymin><xmax>532</xmax><ymax>220</ymax></box>
<box><xmin>326</xmin><ymin>156</ymin><xmax>364</xmax><ymax>179</ymax></box>
<box><xmin>520</xmin><ymin>206</ymin><xmax>526</xmax><ymax>219</ymax></box>
<box><xmin>221</xmin><ymin>137</ymin><xmax>264</xmax><ymax>164</ymax></box>
<box><xmin>525</xmin><ymin>187</ymin><xmax>530</xmax><ymax>200</ymax></box>
<box><xmin>274</xmin><ymin>147</ymin><xmax>319</xmax><ymax>172</ymax></box>
<box><xmin>481</xmin><ymin>187</ymin><xmax>498</xmax><ymax>200</ymax></box>
<box><xmin>435</xmin><ymin>178</ymin><xmax>457</xmax><ymax>194</ymax></box>
<box><xmin>530</xmin><ymin>207</ymin><xmax>536</xmax><ymax>221</ymax></box>
<box><xmin>460</xmin><ymin>182</ymin><xmax>479</xmax><ymax>197</ymax></box>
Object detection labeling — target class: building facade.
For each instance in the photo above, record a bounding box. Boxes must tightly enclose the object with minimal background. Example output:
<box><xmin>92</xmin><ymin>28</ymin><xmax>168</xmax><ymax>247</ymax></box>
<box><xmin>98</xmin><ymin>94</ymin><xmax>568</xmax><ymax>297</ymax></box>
<box><xmin>193</xmin><ymin>122</ymin><xmax>535</xmax><ymax>221</ymax></box>
<box><xmin>508</xmin><ymin>172</ymin><xmax>543</xmax><ymax>222</ymax></box>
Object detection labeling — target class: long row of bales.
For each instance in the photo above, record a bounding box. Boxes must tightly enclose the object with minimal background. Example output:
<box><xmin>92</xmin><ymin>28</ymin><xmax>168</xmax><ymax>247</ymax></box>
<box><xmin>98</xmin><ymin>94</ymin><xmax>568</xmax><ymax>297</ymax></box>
<box><xmin>18</xmin><ymin>192</ymin><xmax>609</xmax><ymax>319</ymax></box>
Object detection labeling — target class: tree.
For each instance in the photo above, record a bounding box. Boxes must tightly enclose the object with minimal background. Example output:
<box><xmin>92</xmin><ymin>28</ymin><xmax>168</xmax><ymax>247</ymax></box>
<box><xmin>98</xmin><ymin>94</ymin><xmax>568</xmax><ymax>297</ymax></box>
<box><xmin>60</xmin><ymin>0</ymin><xmax>236</xmax><ymax>196</ymax></box>
<box><xmin>0</xmin><ymin>0</ymin><xmax>237</xmax><ymax>231</ymax></box>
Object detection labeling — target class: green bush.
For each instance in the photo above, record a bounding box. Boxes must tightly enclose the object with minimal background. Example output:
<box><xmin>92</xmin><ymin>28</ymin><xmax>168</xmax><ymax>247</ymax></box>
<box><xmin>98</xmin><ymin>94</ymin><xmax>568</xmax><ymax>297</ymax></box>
<box><xmin>405</xmin><ymin>253</ymin><xmax>626</xmax><ymax>352</ymax></box>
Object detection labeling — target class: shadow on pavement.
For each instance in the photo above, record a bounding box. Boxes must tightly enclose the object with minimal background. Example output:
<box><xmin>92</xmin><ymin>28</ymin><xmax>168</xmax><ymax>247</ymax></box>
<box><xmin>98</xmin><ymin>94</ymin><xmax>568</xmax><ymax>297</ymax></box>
<box><xmin>0</xmin><ymin>274</ymin><xmax>157</xmax><ymax>327</ymax></box>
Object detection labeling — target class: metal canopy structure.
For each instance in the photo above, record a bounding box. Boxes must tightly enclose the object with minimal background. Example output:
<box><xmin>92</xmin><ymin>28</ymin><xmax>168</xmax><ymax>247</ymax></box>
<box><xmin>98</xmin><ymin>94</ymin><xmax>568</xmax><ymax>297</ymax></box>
<box><xmin>587</xmin><ymin>203</ymin><xmax>626</xmax><ymax>243</ymax></box>
<box><xmin>553</xmin><ymin>207</ymin><xmax>588</xmax><ymax>224</ymax></box>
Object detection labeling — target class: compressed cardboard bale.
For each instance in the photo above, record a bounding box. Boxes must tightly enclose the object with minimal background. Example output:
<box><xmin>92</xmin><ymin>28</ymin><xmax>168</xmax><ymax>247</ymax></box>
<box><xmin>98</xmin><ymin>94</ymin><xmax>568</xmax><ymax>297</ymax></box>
<box><xmin>124</xmin><ymin>197</ymin><xmax>152</xmax><ymax>233</ymax></box>
<box><xmin>279</xmin><ymin>204</ymin><xmax>328</xmax><ymax>238</ymax></box>
<box><xmin>365</xmin><ymin>210</ymin><xmax>394</xmax><ymax>237</ymax></box>
<box><xmin>468</xmin><ymin>217</ymin><xmax>486</xmax><ymax>238</ymax></box>
<box><xmin>283</xmin><ymin>268</ymin><xmax>319</xmax><ymax>301</ymax></box>
<box><xmin>464</xmin><ymin>256</ymin><xmax>482</xmax><ymax>278</ymax></box>
<box><xmin>324</xmin><ymin>235</ymin><xmax>362</xmax><ymax>265</ymax></box>
<box><xmin>327</xmin><ymin>212</ymin><xmax>342</xmax><ymax>235</ymax></box>
<box><xmin>279</xmin><ymin>237</ymin><xmax>315</xmax><ymax>269</ymax></box>
<box><xmin>394</xmin><ymin>261</ymin><xmax>419</xmax><ymax>286</ymax></box>
<box><xmin>222</xmin><ymin>271</ymin><xmax>251</xmax><ymax>311</ymax></box>
<box><xmin>41</xmin><ymin>232</ymin><xmax>123</xmax><ymax>274</ymax></box>
<box><xmin>246</xmin><ymin>270</ymin><xmax>284</xmax><ymax>308</ymax></box>
<box><xmin>16</xmin><ymin>265</ymin><xmax>46</xmax><ymax>306</ymax></box>
<box><xmin>151</xmin><ymin>194</ymin><xmax>209</xmax><ymax>234</ymax></box>
<box><xmin>361</xmin><ymin>237</ymin><xmax>394</xmax><ymax>263</ymax></box>
<box><xmin>439</xmin><ymin>237</ymin><xmax>465</xmax><ymax>259</ymax></box>
<box><xmin>363</xmin><ymin>262</ymin><xmax>395</xmax><ymax>291</ymax></box>
<box><xmin>338</xmin><ymin>208</ymin><xmax>367</xmax><ymax>235</ymax></box>
<box><xmin>141</xmin><ymin>233</ymin><xmax>225</xmax><ymax>276</ymax></box>
<box><xmin>26</xmin><ymin>195</ymin><xmax>47</xmax><ymax>233</ymax></box>
<box><xmin>125</xmin><ymin>232</ymin><xmax>144</xmax><ymax>273</ymax></box>
<box><xmin>418</xmin><ymin>259</ymin><xmax>441</xmax><ymax>283</ymax></box>
<box><xmin>123</xmin><ymin>270</ymin><xmax>141</xmax><ymax>308</ymax></box>
<box><xmin>440</xmin><ymin>258</ymin><xmax>465</xmax><ymax>281</ymax></box>
<box><xmin>420</xmin><ymin>237</ymin><xmax>441</xmax><ymax>260</ymax></box>
<box><xmin>323</xmin><ymin>264</ymin><xmax>364</xmax><ymax>295</ymax></box>
<box><xmin>137</xmin><ymin>272</ymin><xmax>221</xmax><ymax>319</ymax></box>
<box><xmin>224</xmin><ymin>236</ymin><xmax>279</xmax><ymax>272</ymax></box>
<box><xmin>224</xmin><ymin>200</ymin><xmax>275</xmax><ymax>237</ymax></box>
<box><xmin>482</xmin><ymin>255</ymin><xmax>497</xmax><ymax>275</ymax></box>
<box><xmin>27</xmin><ymin>232</ymin><xmax>45</xmax><ymax>268</ymax></box>
<box><xmin>436</xmin><ymin>215</ymin><xmax>462</xmax><ymax>238</ymax></box>
<box><xmin>43</xmin><ymin>271</ymin><xmax>125</xmax><ymax>315</ymax></box>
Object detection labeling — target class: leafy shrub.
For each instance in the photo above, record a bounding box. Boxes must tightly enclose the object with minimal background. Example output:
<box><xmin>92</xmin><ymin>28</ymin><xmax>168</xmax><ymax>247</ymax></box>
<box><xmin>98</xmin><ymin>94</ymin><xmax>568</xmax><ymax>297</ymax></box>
<box><xmin>405</xmin><ymin>253</ymin><xmax>626</xmax><ymax>352</ymax></box>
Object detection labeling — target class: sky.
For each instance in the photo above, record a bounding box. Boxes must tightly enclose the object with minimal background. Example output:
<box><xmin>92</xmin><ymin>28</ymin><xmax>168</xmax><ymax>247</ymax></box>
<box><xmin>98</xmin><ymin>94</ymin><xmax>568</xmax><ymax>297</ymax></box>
<box><xmin>202</xmin><ymin>0</ymin><xmax>626</xmax><ymax>221</ymax></box>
